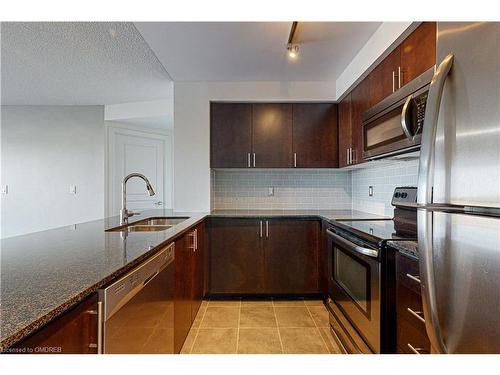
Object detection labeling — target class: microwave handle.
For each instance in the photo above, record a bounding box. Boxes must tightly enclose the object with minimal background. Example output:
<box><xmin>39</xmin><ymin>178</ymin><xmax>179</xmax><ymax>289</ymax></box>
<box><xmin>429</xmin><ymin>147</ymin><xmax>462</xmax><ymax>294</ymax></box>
<box><xmin>326</xmin><ymin>229</ymin><xmax>378</xmax><ymax>258</ymax></box>
<box><xmin>401</xmin><ymin>95</ymin><xmax>415</xmax><ymax>141</ymax></box>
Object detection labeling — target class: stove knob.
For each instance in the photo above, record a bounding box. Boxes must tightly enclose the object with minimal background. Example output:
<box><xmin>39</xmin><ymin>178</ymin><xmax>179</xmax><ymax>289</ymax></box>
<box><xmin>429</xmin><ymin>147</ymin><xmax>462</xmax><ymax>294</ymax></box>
<box><xmin>394</xmin><ymin>192</ymin><xmax>401</xmax><ymax>198</ymax></box>
<box><xmin>401</xmin><ymin>192</ymin><xmax>408</xmax><ymax>198</ymax></box>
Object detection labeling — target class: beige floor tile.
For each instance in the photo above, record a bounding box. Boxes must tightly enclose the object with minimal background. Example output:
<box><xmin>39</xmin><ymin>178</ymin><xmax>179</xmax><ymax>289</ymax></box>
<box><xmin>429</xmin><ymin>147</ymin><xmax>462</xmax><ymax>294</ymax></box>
<box><xmin>274</xmin><ymin>307</ymin><xmax>315</xmax><ymax>327</ymax></box>
<box><xmin>238</xmin><ymin>328</ymin><xmax>283</xmax><ymax>354</ymax></box>
<box><xmin>319</xmin><ymin>327</ymin><xmax>342</xmax><ymax>354</ymax></box>
<box><xmin>180</xmin><ymin>328</ymin><xmax>198</xmax><ymax>354</ymax></box>
<box><xmin>304</xmin><ymin>299</ymin><xmax>325</xmax><ymax>307</ymax></box>
<box><xmin>279</xmin><ymin>328</ymin><xmax>329</xmax><ymax>354</ymax></box>
<box><xmin>273</xmin><ymin>300</ymin><xmax>305</xmax><ymax>307</ymax></box>
<box><xmin>200</xmin><ymin>306</ymin><xmax>240</xmax><ymax>328</ymax></box>
<box><xmin>239</xmin><ymin>306</ymin><xmax>277</xmax><ymax>328</ymax></box>
<box><xmin>208</xmin><ymin>299</ymin><xmax>241</xmax><ymax>307</ymax></box>
<box><xmin>191</xmin><ymin>328</ymin><xmax>238</xmax><ymax>354</ymax></box>
<box><xmin>307</xmin><ymin>306</ymin><xmax>330</xmax><ymax>327</ymax></box>
<box><xmin>241</xmin><ymin>300</ymin><xmax>274</xmax><ymax>307</ymax></box>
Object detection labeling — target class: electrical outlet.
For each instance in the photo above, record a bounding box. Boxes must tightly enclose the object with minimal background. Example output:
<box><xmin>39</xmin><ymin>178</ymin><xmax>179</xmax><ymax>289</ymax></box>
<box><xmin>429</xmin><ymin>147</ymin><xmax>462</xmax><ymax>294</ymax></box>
<box><xmin>268</xmin><ymin>187</ymin><xmax>275</xmax><ymax>196</ymax></box>
<box><xmin>1</xmin><ymin>185</ymin><xmax>8</xmax><ymax>194</ymax></box>
<box><xmin>368</xmin><ymin>186</ymin><xmax>373</xmax><ymax>197</ymax></box>
<box><xmin>69</xmin><ymin>185</ymin><xmax>77</xmax><ymax>194</ymax></box>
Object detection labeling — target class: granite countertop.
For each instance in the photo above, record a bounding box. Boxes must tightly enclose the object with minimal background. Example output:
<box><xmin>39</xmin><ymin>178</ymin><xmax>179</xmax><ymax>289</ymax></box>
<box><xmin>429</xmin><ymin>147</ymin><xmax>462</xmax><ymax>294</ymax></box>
<box><xmin>0</xmin><ymin>208</ymin><xmax>387</xmax><ymax>350</ymax></box>
<box><xmin>387</xmin><ymin>240</ymin><xmax>419</xmax><ymax>259</ymax></box>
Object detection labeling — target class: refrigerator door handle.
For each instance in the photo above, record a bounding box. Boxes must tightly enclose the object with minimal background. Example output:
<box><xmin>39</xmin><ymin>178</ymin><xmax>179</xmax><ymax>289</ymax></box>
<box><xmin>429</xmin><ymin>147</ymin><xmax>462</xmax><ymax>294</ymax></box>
<box><xmin>417</xmin><ymin>54</ymin><xmax>454</xmax><ymax>206</ymax></box>
<box><xmin>416</xmin><ymin>54</ymin><xmax>454</xmax><ymax>354</ymax></box>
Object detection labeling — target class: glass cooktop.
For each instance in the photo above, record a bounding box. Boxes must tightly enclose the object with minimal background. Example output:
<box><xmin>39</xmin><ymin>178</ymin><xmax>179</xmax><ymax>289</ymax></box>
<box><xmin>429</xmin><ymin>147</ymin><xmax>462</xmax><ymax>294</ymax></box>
<box><xmin>334</xmin><ymin>219</ymin><xmax>416</xmax><ymax>242</ymax></box>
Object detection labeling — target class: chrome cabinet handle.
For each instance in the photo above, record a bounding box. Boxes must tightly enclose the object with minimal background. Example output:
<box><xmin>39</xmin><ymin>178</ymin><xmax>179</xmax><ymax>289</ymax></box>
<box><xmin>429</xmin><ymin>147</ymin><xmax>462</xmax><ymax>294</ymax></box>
<box><xmin>253</xmin><ymin>152</ymin><xmax>256</xmax><ymax>168</ymax></box>
<box><xmin>293</xmin><ymin>153</ymin><xmax>297</xmax><ymax>168</ymax></box>
<box><xmin>407</xmin><ymin>307</ymin><xmax>426</xmax><ymax>323</ymax></box>
<box><xmin>392</xmin><ymin>70</ymin><xmax>396</xmax><ymax>92</ymax></box>
<box><xmin>326</xmin><ymin>229</ymin><xmax>378</xmax><ymax>258</ymax></box>
<box><xmin>407</xmin><ymin>343</ymin><xmax>425</xmax><ymax>354</ymax></box>
<box><xmin>346</xmin><ymin>148</ymin><xmax>350</xmax><ymax>165</ymax></box>
<box><xmin>351</xmin><ymin>148</ymin><xmax>356</xmax><ymax>164</ymax></box>
<box><xmin>266</xmin><ymin>220</ymin><xmax>269</xmax><ymax>238</ymax></box>
<box><xmin>247</xmin><ymin>153</ymin><xmax>251</xmax><ymax>168</ymax></box>
<box><xmin>97</xmin><ymin>301</ymin><xmax>103</xmax><ymax>354</ymax></box>
<box><xmin>259</xmin><ymin>221</ymin><xmax>263</xmax><ymax>238</ymax></box>
<box><xmin>401</xmin><ymin>95</ymin><xmax>414</xmax><ymax>141</ymax></box>
<box><xmin>416</xmin><ymin>55</ymin><xmax>454</xmax><ymax>355</ymax></box>
<box><xmin>406</xmin><ymin>273</ymin><xmax>421</xmax><ymax>284</ymax></box>
<box><xmin>398</xmin><ymin>66</ymin><xmax>402</xmax><ymax>89</ymax></box>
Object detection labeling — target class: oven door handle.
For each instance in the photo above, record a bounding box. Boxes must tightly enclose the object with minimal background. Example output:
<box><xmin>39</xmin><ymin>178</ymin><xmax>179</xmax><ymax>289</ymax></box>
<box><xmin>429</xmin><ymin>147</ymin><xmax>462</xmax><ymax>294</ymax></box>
<box><xmin>326</xmin><ymin>229</ymin><xmax>378</xmax><ymax>258</ymax></box>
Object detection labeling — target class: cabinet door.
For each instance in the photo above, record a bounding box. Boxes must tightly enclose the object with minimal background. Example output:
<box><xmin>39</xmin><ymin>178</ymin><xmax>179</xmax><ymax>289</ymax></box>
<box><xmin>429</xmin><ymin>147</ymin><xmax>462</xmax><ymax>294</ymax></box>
<box><xmin>369</xmin><ymin>46</ymin><xmax>401</xmax><ymax>106</ymax></box>
<box><xmin>190</xmin><ymin>223</ymin><xmax>205</xmax><ymax>320</ymax></box>
<box><xmin>252</xmin><ymin>103</ymin><xmax>293</xmax><ymax>168</ymax></box>
<box><xmin>400</xmin><ymin>22</ymin><xmax>436</xmax><ymax>86</ymax></box>
<box><xmin>338</xmin><ymin>93</ymin><xmax>352</xmax><ymax>168</ymax></box>
<box><xmin>292</xmin><ymin>103</ymin><xmax>338</xmax><ymax>168</ymax></box>
<box><xmin>210</xmin><ymin>103</ymin><xmax>252</xmax><ymax>168</ymax></box>
<box><xmin>12</xmin><ymin>294</ymin><xmax>98</xmax><ymax>354</ymax></box>
<box><xmin>174</xmin><ymin>233</ymin><xmax>192</xmax><ymax>354</ymax></box>
<box><xmin>350</xmin><ymin>76</ymin><xmax>371</xmax><ymax>165</ymax></box>
<box><xmin>264</xmin><ymin>219</ymin><xmax>320</xmax><ymax>294</ymax></box>
<box><xmin>208</xmin><ymin>218</ymin><xmax>264</xmax><ymax>294</ymax></box>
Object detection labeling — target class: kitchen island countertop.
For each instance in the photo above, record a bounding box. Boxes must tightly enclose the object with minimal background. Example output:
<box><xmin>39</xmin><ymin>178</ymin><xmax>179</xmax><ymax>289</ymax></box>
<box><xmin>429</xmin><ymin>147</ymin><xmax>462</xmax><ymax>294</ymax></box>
<box><xmin>0</xmin><ymin>208</ymin><xmax>388</xmax><ymax>350</ymax></box>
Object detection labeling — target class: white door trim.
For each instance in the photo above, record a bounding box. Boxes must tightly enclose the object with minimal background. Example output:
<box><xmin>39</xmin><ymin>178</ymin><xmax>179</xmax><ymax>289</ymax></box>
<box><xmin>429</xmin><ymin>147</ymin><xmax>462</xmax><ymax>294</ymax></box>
<box><xmin>105</xmin><ymin>122</ymin><xmax>173</xmax><ymax>218</ymax></box>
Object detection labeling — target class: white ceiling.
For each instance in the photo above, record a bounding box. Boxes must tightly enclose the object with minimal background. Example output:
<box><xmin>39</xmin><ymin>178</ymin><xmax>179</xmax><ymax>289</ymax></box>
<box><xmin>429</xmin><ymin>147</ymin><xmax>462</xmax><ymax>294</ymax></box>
<box><xmin>134</xmin><ymin>22</ymin><xmax>382</xmax><ymax>82</ymax></box>
<box><xmin>1</xmin><ymin>22</ymin><xmax>172</xmax><ymax>105</ymax></box>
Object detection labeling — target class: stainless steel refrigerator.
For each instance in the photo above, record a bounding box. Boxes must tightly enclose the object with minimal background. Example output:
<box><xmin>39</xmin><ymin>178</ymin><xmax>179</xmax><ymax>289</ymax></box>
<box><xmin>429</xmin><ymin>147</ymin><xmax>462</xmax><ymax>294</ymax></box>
<box><xmin>417</xmin><ymin>22</ymin><xmax>500</xmax><ymax>353</ymax></box>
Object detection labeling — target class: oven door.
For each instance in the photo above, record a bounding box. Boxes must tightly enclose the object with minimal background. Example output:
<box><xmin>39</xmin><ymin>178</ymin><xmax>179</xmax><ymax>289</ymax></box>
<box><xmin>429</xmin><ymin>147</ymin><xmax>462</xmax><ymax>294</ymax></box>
<box><xmin>327</xmin><ymin>227</ymin><xmax>380</xmax><ymax>353</ymax></box>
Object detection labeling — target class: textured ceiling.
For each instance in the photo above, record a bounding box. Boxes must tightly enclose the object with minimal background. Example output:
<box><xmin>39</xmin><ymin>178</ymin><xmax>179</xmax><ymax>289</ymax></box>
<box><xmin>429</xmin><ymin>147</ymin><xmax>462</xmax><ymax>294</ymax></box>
<box><xmin>135</xmin><ymin>22</ymin><xmax>382</xmax><ymax>82</ymax></box>
<box><xmin>1</xmin><ymin>22</ymin><xmax>172</xmax><ymax>105</ymax></box>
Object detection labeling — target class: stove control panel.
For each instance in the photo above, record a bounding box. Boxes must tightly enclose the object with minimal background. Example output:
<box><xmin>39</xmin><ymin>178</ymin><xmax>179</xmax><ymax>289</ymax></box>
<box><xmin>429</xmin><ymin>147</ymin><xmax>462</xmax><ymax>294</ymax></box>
<box><xmin>391</xmin><ymin>187</ymin><xmax>417</xmax><ymax>207</ymax></box>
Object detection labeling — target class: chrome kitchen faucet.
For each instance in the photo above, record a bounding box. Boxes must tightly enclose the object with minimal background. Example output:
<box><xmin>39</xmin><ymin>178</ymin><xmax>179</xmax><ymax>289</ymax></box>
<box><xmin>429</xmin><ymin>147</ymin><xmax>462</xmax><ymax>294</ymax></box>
<box><xmin>120</xmin><ymin>173</ymin><xmax>155</xmax><ymax>224</ymax></box>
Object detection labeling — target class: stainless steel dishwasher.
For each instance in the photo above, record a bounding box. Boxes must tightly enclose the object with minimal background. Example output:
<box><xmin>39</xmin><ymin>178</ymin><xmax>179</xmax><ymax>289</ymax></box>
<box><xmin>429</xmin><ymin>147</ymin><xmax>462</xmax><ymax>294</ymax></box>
<box><xmin>98</xmin><ymin>243</ymin><xmax>175</xmax><ymax>354</ymax></box>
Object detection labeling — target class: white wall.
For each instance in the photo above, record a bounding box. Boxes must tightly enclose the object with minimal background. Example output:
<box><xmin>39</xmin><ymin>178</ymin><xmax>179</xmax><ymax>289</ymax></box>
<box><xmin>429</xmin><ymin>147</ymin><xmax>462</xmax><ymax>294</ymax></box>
<box><xmin>173</xmin><ymin>81</ymin><xmax>337</xmax><ymax>212</ymax></box>
<box><xmin>1</xmin><ymin>106</ymin><xmax>105</xmax><ymax>238</ymax></box>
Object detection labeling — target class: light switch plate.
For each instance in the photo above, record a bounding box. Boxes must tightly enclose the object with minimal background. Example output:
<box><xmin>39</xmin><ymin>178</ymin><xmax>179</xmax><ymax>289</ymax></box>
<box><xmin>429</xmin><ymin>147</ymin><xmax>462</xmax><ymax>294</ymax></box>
<box><xmin>368</xmin><ymin>186</ymin><xmax>373</xmax><ymax>197</ymax></box>
<box><xmin>69</xmin><ymin>185</ymin><xmax>77</xmax><ymax>194</ymax></box>
<box><xmin>1</xmin><ymin>185</ymin><xmax>8</xmax><ymax>194</ymax></box>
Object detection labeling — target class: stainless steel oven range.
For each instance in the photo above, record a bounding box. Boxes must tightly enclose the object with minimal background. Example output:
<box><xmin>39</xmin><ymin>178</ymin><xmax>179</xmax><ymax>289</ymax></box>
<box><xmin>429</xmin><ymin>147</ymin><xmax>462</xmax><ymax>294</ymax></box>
<box><xmin>326</xmin><ymin>187</ymin><xmax>418</xmax><ymax>353</ymax></box>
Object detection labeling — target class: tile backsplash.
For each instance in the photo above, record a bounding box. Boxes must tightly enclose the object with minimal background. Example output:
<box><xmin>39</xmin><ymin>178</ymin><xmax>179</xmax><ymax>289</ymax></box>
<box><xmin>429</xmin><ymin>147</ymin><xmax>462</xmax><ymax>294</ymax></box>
<box><xmin>212</xmin><ymin>169</ymin><xmax>352</xmax><ymax>210</ymax></box>
<box><xmin>351</xmin><ymin>159</ymin><xmax>419</xmax><ymax>216</ymax></box>
<box><xmin>211</xmin><ymin>159</ymin><xmax>419</xmax><ymax>215</ymax></box>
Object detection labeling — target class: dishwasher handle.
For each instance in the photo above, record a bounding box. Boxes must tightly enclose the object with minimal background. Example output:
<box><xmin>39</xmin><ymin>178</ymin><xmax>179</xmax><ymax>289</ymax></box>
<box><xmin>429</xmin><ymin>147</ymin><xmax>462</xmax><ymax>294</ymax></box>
<box><xmin>99</xmin><ymin>243</ymin><xmax>174</xmax><ymax>321</ymax></box>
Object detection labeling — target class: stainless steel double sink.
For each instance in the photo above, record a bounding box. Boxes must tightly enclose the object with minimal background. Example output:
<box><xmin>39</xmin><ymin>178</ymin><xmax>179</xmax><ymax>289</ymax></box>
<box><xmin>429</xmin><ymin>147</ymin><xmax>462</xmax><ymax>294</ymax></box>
<box><xmin>106</xmin><ymin>217</ymin><xmax>189</xmax><ymax>233</ymax></box>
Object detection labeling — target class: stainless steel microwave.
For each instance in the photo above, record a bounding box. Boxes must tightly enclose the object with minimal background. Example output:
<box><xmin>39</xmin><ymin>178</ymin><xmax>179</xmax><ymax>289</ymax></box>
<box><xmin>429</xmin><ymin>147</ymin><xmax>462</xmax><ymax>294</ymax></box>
<box><xmin>361</xmin><ymin>67</ymin><xmax>434</xmax><ymax>160</ymax></box>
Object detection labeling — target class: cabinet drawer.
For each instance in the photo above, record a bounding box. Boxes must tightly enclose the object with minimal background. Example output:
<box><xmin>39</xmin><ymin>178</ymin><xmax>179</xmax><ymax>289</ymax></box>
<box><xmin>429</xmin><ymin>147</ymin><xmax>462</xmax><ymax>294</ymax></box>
<box><xmin>395</xmin><ymin>252</ymin><xmax>421</xmax><ymax>295</ymax></box>
<box><xmin>396</xmin><ymin>284</ymin><xmax>425</xmax><ymax>326</ymax></box>
<box><xmin>397</xmin><ymin>315</ymin><xmax>430</xmax><ymax>354</ymax></box>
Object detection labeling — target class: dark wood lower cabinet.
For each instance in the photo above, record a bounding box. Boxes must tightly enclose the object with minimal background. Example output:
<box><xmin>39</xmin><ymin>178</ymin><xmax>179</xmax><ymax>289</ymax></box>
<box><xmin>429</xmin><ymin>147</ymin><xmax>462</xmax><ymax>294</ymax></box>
<box><xmin>264</xmin><ymin>219</ymin><xmax>319</xmax><ymax>294</ymax></box>
<box><xmin>208</xmin><ymin>218</ymin><xmax>264</xmax><ymax>294</ymax></box>
<box><xmin>11</xmin><ymin>294</ymin><xmax>98</xmax><ymax>354</ymax></box>
<box><xmin>395</xmin><ymin>252</ymin><xmax>430</xmax><ymax>354</ymax></box>
<box><xmin>174</xmin><ymin>222</ymin><xmax>205</xmax><ymax>354</ymax></box>
<box><xmin>208</xmin><ymin>218</ymin><xmax>320</xmax><ymax>295</ymax></box>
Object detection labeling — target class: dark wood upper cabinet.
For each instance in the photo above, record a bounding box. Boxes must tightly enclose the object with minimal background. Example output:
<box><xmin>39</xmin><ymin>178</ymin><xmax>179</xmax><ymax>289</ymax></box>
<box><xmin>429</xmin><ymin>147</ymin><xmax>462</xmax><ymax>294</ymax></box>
<box><xmin>369</xmin><ymin>46</ymin><xmax>401</xmax><ymax>107</ymax></box>
<box><xmin>210</xmin><ymin>103</ymin><xmax>252</xmax><ymax>168</ymax></box>
<box><xmin>338</xmin><ymin>93</ymin><xmax>353</xmax><ymax>168</ymax></box>
<box><xmin>350</xmin><ymin>76</ymin><xmax>371</xmax><ymax>165</ymax></box>
<box><xmin>208</xmin><ymin>218</ymin><xmax>264</xmax><ymax>294</ymax></box>
<box><xmin>252</xmin><ymin>103</ymin><xmax>293</xmax><ymax>168</ymax></box>
<box><xmin>400</xmin><ymin>22</ymin><xmax>436</xmax><ymax>86</ymax></box>
<box><xmin>264</xmin><ymin>219</ymin><xmax>320</xmax><ymax>294</ymax></box>
<box><xmin>13</xmin><ymin>293</ymin><xmax>98</xmax><ymax>354</ymax></box>
<box><xmin>292</xmin><ymin>103</ymin><xmax>338</xmax><ymax>168</ymax></box>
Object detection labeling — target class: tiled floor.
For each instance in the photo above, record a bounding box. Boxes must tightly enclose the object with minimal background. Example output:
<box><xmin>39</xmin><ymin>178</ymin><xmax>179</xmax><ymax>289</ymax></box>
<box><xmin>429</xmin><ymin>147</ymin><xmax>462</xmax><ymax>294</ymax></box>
<box><xmin>181</xmin><ymin>299</ymin><xmax>342</xmax><ymax>354</ymax></box>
